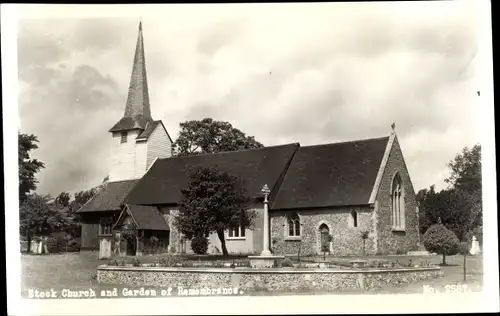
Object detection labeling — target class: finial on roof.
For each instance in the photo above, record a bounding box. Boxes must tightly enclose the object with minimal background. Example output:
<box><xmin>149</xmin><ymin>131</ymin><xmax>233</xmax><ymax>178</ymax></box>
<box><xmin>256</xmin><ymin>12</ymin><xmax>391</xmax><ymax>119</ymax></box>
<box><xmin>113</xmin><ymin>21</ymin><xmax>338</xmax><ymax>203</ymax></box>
<box><xmin>391</xmin><ymin>122</ymin><xmax>396</xmax><ymax>133</ymax></box>
<box><xmin>139</xmin><ymin>18</ymin><xmax>142</xmax><ymax>30</ymax></box>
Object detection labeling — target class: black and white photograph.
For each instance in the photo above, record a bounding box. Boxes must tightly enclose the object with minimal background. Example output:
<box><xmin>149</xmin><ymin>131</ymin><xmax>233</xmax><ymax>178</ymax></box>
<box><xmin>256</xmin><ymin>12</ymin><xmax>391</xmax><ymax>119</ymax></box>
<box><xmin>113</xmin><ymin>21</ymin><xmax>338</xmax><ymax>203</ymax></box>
<box><xmin>2</xmin><ymin>1</ymin><xmax>498</xmax><ymax>315</ymax></box>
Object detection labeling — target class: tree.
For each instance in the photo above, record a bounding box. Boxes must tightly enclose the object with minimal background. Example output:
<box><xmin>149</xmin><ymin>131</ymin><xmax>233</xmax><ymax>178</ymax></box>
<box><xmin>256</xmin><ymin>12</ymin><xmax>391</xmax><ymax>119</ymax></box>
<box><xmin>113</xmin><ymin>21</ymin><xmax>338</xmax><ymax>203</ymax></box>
<box><xmin>175</xmin><ymin>166</ymin><xmax>254</xmax><ymax>256</ymax></box>
<box><xmin>173</xmin><ymin>118</ymin><xmax>264</xmax><ymax>157</ymax></box>
<box><xmin>19</xmin><ymin>133</ymin><xmax>45</xmax><ymax>203</ymax></box>
<box><xmin>417</xmin><ymin>145</ymin><xmax>482</xmax><ymax>242</ymax></box>
<box><xmin>445</xmin><ymin>144</ymin><xmax>481</xmax><ymax>193</ymax></box>
<box><xmin>55</xmin><ymin>192</ymin><xmax>71</xmax><ymax>208</ymax></box>
<box><xmin>19</xmin><ymin>193</ymin><xmax>72</xmax><ymax>253</ymax></box>
<box><xmin>423</xmin><ymin>219</ymin><xmax>460</xmax><ymax>265</ymax></box>
<box><xmin>459</xmin><ymin>241</ymin><xmax>469</xmax><ymax>282</ymax></box>
<box><xmin>445</xmin><ymin>144</ymin><xmax>482</xmax><ymax>240</ymax></box>
<box><xmin>417</xmin><ymin>181</ymin><xmax>481</xmax><ymax>241</ymax></box>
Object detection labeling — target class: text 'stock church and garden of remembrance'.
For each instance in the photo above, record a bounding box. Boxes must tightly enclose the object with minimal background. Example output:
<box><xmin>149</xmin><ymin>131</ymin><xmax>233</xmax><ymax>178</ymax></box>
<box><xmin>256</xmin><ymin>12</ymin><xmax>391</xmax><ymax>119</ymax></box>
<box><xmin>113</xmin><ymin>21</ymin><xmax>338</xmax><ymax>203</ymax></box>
<box><xmin>77</xmin><ymin>22</ymin><xmax>420</xmax><ymax>259</ymax></box>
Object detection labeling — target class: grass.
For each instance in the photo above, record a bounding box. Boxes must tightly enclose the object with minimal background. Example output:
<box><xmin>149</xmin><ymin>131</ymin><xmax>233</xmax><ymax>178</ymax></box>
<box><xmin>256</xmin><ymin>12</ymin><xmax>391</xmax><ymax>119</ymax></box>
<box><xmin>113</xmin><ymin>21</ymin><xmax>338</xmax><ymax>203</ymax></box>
<box><xmin>20</xmin><ymin>251</ymin><xmax>483</xmax><ymax>297</ymax></box>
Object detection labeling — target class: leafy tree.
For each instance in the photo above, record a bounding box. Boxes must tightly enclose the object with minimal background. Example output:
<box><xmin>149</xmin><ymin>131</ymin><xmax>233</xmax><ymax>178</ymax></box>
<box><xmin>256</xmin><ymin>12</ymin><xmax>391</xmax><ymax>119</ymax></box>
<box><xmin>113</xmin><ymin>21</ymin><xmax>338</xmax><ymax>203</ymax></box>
<box><xmin>445</xmin><ymin>144</ymin><xmax>482</xmax><ymax>193</ymax></box>
<box><xmin>423</xmin><ymin>219</ymin><xmax>460</xmax><ymax>265</ymax></box>
<box><xmin>417</xmin><ymin>144</ymin><xmax>482</xmax><ymax>242</ymax></box>
<box><xmin>173</xmin><ymin>118</ymin><xmax>263</xmax><ymax>156</ymax></box>
<box><xmin>175</xmin><ymin>166</ymin><xmax>254</xmax><ymax>256</ymax></box>
<box><xmin>19</xmin><ymin>194</ymin><xmax>72</xmax><ymax>252</ymax></box>
<box><xmin>19</xmin><ymin>133</ymin><xmax>45</xmax><ymax>203</ymax></box>
<box><xmin>55</xmin><ymin>192</ymin><xmax>71</xmax><ymax>208</ymax></box>
<box><xmin>445</xmin><ymin>144</ymin><xmax>482</xmax><ymax>238</ymax></box>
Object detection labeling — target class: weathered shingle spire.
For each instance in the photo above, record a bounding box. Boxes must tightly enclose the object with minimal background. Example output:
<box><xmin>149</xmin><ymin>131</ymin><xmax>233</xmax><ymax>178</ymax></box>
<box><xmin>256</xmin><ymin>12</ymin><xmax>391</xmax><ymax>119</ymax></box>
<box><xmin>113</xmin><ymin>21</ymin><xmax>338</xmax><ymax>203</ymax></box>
<box><xmin>110</xmin><ymin>21</ymin><xmax>153</xmax><ymax>132</ymax></box>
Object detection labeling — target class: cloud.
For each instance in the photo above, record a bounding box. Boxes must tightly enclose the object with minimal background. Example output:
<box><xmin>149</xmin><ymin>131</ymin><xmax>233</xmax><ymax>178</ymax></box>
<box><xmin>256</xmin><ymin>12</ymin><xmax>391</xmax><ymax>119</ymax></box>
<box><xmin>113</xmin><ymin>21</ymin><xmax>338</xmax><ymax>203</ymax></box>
<box><xmin>18</xmin><ymin>2</ymin><xmax>481</xmax><ymax>196</ymax></box>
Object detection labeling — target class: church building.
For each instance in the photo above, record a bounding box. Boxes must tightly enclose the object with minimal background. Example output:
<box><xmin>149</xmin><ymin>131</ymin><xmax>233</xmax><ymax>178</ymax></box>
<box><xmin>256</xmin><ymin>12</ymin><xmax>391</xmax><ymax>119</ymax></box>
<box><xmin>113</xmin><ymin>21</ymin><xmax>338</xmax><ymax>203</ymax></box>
<box><xmin>77</xmin><ymin>23</ymin><xmax>420</xmax><ymax>259</ymax></box>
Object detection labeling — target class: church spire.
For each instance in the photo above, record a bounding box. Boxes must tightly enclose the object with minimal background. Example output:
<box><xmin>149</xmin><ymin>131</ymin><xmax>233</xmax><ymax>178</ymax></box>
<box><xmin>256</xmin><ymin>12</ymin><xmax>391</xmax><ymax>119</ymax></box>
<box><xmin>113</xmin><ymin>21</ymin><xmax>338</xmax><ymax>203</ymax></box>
<box><xmin>109</xmin><ymin>21</ymin><xmax>153</xmax><ymax>132</ymax></box>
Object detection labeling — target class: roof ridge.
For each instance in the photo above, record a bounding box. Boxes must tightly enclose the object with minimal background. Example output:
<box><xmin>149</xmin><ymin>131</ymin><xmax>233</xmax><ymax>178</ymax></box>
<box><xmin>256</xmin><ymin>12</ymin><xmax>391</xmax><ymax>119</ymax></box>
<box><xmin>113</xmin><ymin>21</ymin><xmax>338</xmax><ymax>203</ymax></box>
<box><xmin>164</xmin><ymin>142</ymin><xmax>300</xmax><ymax>160</ymax></box>
<box><xmin>300</xmin><ymin>136</ymin><xmax>389</xmax><ymax>149</ymax></box>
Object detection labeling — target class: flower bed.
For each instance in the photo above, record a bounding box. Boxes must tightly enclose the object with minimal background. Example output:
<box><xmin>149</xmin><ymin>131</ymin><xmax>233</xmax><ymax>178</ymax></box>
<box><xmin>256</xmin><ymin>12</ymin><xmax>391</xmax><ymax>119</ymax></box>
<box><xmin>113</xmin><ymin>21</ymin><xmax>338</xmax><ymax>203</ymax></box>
<box><xmin>97</xmin><ymin>264</ymin><xmax>443</xmax><ymax>292</ymax></box>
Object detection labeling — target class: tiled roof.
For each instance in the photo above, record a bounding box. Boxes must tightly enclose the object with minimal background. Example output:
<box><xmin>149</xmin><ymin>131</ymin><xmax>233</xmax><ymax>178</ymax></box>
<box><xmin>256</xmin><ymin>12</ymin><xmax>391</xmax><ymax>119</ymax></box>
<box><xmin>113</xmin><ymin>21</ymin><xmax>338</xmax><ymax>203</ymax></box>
<box><xmin>124</xmin><ymin>143</ymin><xmax>300</xmax><ymax>205</ymax></box>
<box><xmin>77</xmin><ymin>180</ymin><xmax>139</xmax><ymax>213</ymax></box>
<box><xmin>271</xmin><ymin>137</ymin><xmax>389</xmax><ymax>210</ymax></box>
<box><xmin>126</xmin><ymin>204</ymin><xmax>170</xmax><ymax>230</ymax></box>
<box><xmin>109</xmin><ymin>115</ymin><xmax>152</xmax><ymax>132</ymax></box>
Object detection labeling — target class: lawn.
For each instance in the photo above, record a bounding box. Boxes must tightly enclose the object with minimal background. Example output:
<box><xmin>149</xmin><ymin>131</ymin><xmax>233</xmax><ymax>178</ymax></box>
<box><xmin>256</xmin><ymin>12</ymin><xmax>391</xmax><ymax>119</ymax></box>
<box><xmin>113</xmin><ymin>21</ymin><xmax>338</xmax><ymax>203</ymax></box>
<box><xmin>20</xmin><ymin>251</ymin><xmax>483</xmax><ymax>298</ymax></box>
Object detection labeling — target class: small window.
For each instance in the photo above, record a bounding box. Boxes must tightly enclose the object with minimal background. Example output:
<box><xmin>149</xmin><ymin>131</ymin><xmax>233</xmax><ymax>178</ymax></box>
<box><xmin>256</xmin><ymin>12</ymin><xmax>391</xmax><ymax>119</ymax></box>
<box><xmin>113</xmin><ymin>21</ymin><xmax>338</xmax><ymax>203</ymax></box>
<box><xmin>350</xmin><ymin>210</ymin><xmax>358</xmax><ymax>228</ymax></box>
<box><xmin>228</xmin><ymin>225</ymin><xmax>245</xmax><ymax>238</ymax></box>
<box><xmin>100</xmin><ymin>217</ymin><xmax>113</xmax><ymax>235</ymax></box>
<box><xmin>287</xmin><ymin>212</ymin><xmax>301</xmax><ymax>237</ymax></box>
<box><xmin>120</xmin><ymin>131</ymin><xmax>128</xmax><ymax>143</ymax></box>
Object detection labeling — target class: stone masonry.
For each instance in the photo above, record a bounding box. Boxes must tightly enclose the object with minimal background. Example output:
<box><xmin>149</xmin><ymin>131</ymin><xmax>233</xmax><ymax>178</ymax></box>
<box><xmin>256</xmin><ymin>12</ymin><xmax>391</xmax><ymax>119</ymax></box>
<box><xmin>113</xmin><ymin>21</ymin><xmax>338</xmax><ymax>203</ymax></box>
<box><xmin>374</xmin><ymin>136</ymin><xmax>419</xmax><ymax>254</ymax></box>
<box><xmin>270</xmin><ymin>207</ymin><xmax>376</xmax><ymax>256</ymax></box>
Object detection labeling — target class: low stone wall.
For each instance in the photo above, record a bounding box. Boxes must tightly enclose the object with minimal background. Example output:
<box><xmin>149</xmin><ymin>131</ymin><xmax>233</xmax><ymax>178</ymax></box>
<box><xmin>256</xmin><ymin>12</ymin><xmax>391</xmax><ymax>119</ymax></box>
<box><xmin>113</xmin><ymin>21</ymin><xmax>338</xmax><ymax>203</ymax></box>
<box><xmin>97</xmin><ymin>265</ymin><xmax>443</xmax><ymax>292</ymax></box>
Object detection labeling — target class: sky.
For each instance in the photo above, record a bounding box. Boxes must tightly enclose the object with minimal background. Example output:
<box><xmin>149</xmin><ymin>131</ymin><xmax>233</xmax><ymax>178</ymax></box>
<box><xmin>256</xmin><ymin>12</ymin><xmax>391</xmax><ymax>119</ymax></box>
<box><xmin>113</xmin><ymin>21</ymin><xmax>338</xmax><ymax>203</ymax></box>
<box><xmin>16</xmin><ymin>2</ymin><xmax>483</xmax><ymax>197</ymax></box>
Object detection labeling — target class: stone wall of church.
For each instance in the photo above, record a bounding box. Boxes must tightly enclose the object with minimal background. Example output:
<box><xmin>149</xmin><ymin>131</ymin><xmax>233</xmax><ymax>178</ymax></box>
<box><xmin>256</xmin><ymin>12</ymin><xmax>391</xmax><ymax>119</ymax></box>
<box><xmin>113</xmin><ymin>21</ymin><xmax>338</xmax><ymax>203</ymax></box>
<box><xmin>374</xmin><ymin>136</ymin><xmax>419</xmax><ymax>254</ymax></box>
<box><xmin>270</xmin><ymin>207</ymin><xmax>375</xmax><ymax>256</ymax></box>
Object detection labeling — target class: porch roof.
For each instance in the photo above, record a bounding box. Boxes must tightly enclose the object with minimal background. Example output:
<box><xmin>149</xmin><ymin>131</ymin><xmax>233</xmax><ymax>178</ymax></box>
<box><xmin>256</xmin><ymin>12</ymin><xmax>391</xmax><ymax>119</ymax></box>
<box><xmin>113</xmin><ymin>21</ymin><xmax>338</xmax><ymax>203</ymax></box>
<box><xmin>116</xmin><ymin>204</ymin><xmax>170</xmax><ymax>231</ymax></box>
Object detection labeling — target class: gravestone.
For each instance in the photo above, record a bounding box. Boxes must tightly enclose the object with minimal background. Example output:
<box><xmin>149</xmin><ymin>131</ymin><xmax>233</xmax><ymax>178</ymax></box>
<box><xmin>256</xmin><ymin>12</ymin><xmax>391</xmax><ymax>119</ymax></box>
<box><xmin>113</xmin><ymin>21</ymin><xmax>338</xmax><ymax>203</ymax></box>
<box><xmin>469</xmin><ymin>236</ymin><xmax>481</xmax><ymax>255</ymax></box>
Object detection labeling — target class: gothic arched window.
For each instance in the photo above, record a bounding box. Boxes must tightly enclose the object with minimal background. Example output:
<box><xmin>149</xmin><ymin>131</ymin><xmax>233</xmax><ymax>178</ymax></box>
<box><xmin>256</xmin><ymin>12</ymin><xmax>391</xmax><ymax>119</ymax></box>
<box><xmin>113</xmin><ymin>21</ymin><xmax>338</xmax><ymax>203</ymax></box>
<box><xmin>287</xmin><ymin>212</ymin><xmax>301</xmax><ymax>237</ymax></box>
<box><xmin>391</xmin><ymin>173</ymin><xmax>405</xmax><ymax>229</ymax></box>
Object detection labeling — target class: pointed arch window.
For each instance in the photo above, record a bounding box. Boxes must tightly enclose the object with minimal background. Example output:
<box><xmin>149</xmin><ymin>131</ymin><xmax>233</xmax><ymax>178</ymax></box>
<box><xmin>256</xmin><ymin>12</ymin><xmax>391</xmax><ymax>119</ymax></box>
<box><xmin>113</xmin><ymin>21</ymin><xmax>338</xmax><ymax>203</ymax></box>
<box><xmin>287</xmin><ymin>212</ymin><xmax>301</xmax><ymax>237</ymax></box>
<box><xmin>391</xmin><ymin>173</ymin><xmax>405</xmax><ymax>230</ymax></box>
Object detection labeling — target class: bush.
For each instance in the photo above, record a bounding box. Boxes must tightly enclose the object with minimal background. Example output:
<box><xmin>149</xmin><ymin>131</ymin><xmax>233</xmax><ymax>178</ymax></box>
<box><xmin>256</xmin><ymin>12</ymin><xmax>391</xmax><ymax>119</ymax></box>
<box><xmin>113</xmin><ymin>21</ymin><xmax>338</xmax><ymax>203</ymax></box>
<box><xmin>108</xmin><ymin>259</ymin><xmax>119</xmax><ymax>266</ymax></box>
<box><xmin>282</xmin><ymin>257</ymin><xmax>293</xmax><ymax>267</ymax></box>
<box><xmin>132</xmin><ymin>258</ymin><xmax>141</xmax><ymax>267</ymax></box>
<box><xmin>191</xmin><ymin>237</ymin><xmax>208</xmax><ymax>255</ymax></box>
<box><xmin>46</xmin><ymin>236</ymin><xmax>66</xmax><ymax>253</ymax></box>
<box><xmin>423</xmin><ymin>223</ymin><xmax>460</xmax><ymax>265</ymax></box>
<box><xmin>66</xmin><ymin>239</ymin><xmax>81</xmax><ymax>252</ymax></box>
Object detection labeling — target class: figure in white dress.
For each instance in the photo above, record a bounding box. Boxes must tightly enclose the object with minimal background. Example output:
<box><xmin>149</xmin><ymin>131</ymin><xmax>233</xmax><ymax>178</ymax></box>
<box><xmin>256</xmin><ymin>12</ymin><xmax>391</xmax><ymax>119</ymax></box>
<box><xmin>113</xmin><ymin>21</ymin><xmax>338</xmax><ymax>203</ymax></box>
<box><xmin>469</xmin><ymin>235</ymin><xmax>481</xmax><ymax>255</ymax></box>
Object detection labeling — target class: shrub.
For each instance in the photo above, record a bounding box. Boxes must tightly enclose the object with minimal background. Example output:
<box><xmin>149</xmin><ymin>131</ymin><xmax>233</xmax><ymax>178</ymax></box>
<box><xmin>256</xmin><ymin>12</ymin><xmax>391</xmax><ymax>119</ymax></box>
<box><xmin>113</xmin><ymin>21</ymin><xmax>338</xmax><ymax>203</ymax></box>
<box><xmin>66</xmin><ymin>239</ymin><xmax>81</xmax><ymax>252</ymax></box>
<box><xmin>46</xmin><ymin>235</ymin><xmax>66</xmax><ymax>253</ymax></box>
<box><xmin>282</xmin><ymin>257</ymin><xmax>293</xmax><ymax>267</ymax></box>
<box><xmin>119</xmin><ymin>259</ymin><xmax>126</xmax><ymax>266</ymax></box>
<box><xmin>108</xmin><ymin>259</ymin><xmax>118</xmax><ymax>266</ymax></box>
<box><xmin>191</xmin><ymin>237</ymin><xmax>208</xmax><ymax>255</ymax></box>
<box><xmin>423</xmin><ymin>222</ymin><xmax>460</xmax><ymax>265</ymax></box>
<box><xmin>132</xmin><ymin>258</ymin><xmax>141</xmax><ymax>267</ymax></box>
